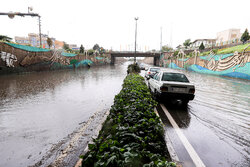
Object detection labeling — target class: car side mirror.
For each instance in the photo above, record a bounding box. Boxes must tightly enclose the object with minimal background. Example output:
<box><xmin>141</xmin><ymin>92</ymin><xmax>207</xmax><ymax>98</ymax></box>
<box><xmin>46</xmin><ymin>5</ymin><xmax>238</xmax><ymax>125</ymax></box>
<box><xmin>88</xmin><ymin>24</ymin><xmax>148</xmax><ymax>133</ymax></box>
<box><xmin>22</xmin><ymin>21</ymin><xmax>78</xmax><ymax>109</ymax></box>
<box><xmin>145</xmin><ymin>68</ymin><xmax>148</xmax><ymax>71</ymax></box>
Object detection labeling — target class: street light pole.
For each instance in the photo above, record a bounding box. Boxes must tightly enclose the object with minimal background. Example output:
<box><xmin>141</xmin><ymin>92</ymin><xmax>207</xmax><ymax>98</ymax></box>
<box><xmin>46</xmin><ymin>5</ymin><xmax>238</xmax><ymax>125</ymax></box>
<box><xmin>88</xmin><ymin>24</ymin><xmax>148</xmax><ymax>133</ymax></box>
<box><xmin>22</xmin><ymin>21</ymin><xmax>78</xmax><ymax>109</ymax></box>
<box><xmin>134</xmin><ymin>17</ymin><xmax>139</xmax><ymax>64</ymax></box>
<box><xmin>0</xmin><ymin>12</ymin><xmax>42</xmax><ymax>47</ymax></box>
<box><xmin>160</xmin><ymin>27</ymin><xmax>162</xmax><ymax>51</ymax></box>
<box><xmin>38</xmin><ymin>16</ymin><xmax>42</xmax><ymax>47</ymax></box>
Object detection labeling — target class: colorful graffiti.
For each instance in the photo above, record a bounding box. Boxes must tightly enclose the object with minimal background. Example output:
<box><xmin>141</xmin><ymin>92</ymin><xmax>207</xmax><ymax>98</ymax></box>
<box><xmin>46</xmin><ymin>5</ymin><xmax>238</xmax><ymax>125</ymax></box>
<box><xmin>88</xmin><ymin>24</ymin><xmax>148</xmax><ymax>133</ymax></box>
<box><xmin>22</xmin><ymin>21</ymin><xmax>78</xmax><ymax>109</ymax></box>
<box><xmin>160</xmin><ymin>45</ymin><xmax>250</xmax><ymax>80</ymax></box>
<box><xmin>0</xmin><ymin>42</ymin><xmax>111</xmax><ymax>74</ymax></box>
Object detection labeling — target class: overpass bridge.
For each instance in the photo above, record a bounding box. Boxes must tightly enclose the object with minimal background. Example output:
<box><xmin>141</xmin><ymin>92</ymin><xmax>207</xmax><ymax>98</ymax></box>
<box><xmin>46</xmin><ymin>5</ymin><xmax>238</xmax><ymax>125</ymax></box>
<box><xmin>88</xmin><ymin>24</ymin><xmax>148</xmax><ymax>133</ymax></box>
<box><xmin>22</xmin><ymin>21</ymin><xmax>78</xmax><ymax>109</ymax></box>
<box><xmin>110</xmin><ymin>51</ymin><xmax>161</xmax><ymax>66</ymax></box>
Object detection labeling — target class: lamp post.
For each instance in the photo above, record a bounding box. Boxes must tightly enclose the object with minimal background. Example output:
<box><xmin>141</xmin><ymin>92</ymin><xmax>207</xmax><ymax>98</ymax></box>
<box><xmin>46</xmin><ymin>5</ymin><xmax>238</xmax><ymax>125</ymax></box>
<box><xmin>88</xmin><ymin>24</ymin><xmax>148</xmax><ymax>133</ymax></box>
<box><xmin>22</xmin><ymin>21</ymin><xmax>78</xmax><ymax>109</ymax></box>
<box><xmin>38</xmin><ymin>15</ymin><xmax>42</xmax><ymax>47</ymax></box>
<box><xmin>160</xmin><ymin>27</ymin><xmax>162</xmax><ymax>62</ymax></box>
<box><xmin>0</xmin><ymin>11</ymin><xmax>42</xmax><ymax>47</ymax></box>
<box><xmin>134</xmin><ymin>17</ymin><xmax>139</xmax><ymax>64</ymax></box>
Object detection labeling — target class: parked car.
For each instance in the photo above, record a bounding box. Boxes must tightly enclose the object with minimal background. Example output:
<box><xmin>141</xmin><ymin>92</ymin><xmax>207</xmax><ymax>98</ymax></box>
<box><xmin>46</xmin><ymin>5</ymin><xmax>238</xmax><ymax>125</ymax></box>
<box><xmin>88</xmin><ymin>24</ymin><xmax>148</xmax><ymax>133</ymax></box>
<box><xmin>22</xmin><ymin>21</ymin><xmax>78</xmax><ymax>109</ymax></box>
<box><xmin>145</xmin><ymin>67</ymin><xmax>160</xmax><ymax>79</ymax></box>
<box><xmin>138</xmin><ymin>63</ymin><xmax>145</xmax><ymax>70</ymax></box>
<box><xmin>148</xmin><ymin>70</ymin><xmax>195</xmax><ymax>104</ymax></box>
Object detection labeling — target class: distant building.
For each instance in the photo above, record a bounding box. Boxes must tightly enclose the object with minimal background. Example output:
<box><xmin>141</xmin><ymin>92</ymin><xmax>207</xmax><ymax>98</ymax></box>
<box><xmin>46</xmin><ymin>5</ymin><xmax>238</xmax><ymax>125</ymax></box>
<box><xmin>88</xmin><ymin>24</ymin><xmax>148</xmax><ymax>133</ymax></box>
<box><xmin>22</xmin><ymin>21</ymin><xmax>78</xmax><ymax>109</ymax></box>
<box><xmin>176</xmin><ymin>45</ymin><xmax>185</xmax><ymax>50</ymax></box>
<box><xmin>216</xmin><ymin>29</ymin><xmax>242</xmax><ymax>46</ymax></box>
<box><xmin>54</xmin><ymin>40</ymin><xmax>64</xmax><ymax>49</ymax></box>
<box><xmin>15</xmin><ymin>36</ymin><xmax>30</xmax><ymax>45</ymax></box>
<box><xmin>15</xmin><ymin>33</ymin><xmax>56</xmax><ymax>49</ymax></box>
<box><xmin>190</xmin><ymin>39</ymin><xmax>216</xmax><ymax>49</ymax></box>
<box><xmin>69</xmin><ymin>44</ymin><xmax>79</xmax><ymax>50</ymax></box>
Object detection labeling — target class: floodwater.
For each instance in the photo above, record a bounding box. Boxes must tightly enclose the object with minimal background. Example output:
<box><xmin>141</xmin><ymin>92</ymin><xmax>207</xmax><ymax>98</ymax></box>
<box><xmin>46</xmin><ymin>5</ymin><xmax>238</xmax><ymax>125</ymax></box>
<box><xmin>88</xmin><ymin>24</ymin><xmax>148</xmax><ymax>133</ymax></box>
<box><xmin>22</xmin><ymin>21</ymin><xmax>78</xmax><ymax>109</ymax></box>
<box><xmin>0</xmin><ymin>64</ymin><xmax>127</xmax><ymax>167</ymax></box>
<box><xmin>0</xmin><ymin>63</ymin><xmax>249</xmax><ymax>167</ymax></box>
<box><xmin>148</xmin><ymin>68</ymin><xmax>250</xmax><ymax>167</ymax></box>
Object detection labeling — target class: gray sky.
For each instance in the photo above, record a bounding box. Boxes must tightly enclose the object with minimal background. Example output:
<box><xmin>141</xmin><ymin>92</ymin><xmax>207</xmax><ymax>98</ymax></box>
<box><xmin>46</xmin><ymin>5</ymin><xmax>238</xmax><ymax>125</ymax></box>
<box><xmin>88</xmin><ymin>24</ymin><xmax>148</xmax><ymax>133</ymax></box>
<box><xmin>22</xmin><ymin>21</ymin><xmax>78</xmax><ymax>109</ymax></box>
<box><xmin>1</xmin><ymin>0</ymin><xmax>249</xmax><ymax>50</ymax></box>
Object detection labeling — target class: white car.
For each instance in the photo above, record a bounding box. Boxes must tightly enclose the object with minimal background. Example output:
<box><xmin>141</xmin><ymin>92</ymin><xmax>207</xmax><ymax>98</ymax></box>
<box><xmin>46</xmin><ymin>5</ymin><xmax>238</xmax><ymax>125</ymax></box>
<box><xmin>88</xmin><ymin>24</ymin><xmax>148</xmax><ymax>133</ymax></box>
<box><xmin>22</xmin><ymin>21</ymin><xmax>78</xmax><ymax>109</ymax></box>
<box><xmin>148</xmin><ymin>70</ymin><xmax>195</xmax><ymax>104</ymax></box>
<box><xmin>145</xmin><ymin>67</ymin><xmax>160</xmax><ymax>79</ymax></box>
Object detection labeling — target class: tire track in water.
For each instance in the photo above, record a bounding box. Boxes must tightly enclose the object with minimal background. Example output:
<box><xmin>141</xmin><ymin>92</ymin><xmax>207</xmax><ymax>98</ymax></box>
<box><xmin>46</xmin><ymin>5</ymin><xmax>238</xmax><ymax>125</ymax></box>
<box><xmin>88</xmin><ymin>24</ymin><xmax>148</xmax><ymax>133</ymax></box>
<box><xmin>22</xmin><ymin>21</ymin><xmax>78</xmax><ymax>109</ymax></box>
<box><xmin>188</xmin><ymin>103</ymin><xmax>250</xmax><ymax>160</ymax></box>
<box><xmin>182</xmin><ymin>71</ymin><xmax>250</xmax><ymax>165</ymax></box>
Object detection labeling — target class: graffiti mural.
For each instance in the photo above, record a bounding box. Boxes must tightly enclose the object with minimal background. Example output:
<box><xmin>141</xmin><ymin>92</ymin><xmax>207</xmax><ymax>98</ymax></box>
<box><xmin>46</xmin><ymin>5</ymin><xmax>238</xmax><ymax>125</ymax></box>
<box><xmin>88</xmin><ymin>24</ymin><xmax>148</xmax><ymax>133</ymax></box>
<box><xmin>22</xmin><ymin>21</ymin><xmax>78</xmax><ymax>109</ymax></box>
<box><xmin>0</xmin><ymin>42</ymin><xmax>111</xmax><ymax>75</ymax></box>
<box><xmin>1</xmin><ymin>51</ymin><xmax>17</xmax><ymax>67</ymax></box>
<box><xmin>50</xmin><ymin>50</ymin><xmax>70</xmax><ymax>65</ymax></box>
<box><xmin>161</xmin><ymin>45</ymin><xmax>250</xmax><ymax>80</ymax></box>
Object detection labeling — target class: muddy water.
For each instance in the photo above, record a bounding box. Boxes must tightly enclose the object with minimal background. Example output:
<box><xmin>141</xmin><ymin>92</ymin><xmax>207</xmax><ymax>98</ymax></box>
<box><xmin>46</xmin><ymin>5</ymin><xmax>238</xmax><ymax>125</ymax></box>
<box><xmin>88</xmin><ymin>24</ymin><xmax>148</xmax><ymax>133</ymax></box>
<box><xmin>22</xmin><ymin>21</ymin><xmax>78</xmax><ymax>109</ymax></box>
<box><xmin>0</xmin><ymin>64</ymin><xmax>128</xmax><ymax>167</ymax></box>
<box><xmin>153</xmin><ymin>69</ymin><xmax>250</xmax><ymax>167</ymax></box>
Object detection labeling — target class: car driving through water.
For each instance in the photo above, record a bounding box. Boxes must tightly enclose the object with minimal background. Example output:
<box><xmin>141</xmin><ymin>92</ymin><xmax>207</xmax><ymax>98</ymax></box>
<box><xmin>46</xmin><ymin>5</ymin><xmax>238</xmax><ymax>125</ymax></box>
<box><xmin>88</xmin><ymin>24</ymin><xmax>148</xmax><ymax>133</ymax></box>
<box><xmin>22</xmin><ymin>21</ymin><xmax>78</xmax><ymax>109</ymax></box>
<box><xmin>148</xmin><ymin>70</ymin><xmax>195</xmax><ymax>104</ymax></box>
<box><xmin>145</xmin><ymin>67</ymin><xmax>160</xmax><ymax>79</ymax></box>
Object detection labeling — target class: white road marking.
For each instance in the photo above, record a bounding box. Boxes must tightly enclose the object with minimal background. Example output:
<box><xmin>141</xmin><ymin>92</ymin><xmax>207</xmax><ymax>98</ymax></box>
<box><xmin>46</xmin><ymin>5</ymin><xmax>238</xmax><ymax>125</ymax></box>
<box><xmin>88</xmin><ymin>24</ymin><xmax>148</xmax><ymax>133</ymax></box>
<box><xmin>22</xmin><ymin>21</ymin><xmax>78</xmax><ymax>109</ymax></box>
<box><xmin>154</xmin><ymin>108</ymin><xmax>180</xmax><ymax>162</ymax></box>
<box><xmin>160</xmin><ymin>104</ymin><xmax>206</xmax><ymax>167</ymax></box>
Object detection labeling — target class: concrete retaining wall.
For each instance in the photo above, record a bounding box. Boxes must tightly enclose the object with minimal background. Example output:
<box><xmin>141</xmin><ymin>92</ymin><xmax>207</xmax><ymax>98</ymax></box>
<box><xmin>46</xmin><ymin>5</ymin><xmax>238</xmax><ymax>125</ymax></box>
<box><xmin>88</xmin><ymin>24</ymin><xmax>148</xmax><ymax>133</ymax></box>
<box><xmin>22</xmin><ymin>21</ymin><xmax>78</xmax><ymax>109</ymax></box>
<box><xmin>0</xmin><ymin>42</ymin><xmax>111</xmax><ymax>75</ymax></box>
<box><xmin>160</xmin><ymin>51</ymin><xmax>250</xmax><ymax>80</ymax></box>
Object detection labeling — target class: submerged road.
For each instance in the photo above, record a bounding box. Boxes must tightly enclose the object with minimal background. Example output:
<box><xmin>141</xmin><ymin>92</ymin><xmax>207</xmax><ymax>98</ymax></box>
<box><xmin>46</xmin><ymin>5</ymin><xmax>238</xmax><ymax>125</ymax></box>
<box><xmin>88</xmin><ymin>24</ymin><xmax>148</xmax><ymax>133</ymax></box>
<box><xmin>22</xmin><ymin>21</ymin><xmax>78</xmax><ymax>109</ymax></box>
<box><xmin>0</xmin><ymin>64</ymin><xmax>128</xmax><ymax>167</ymax></box>
<box><xmin>142</xmin><ymin>68</ymin><xmax>250</xmax><ymax>167</ymax></box>
<box><xmin>0</xmin><ymin>62</ymin><xmax>249</xmax><ymax>167</ymax></box>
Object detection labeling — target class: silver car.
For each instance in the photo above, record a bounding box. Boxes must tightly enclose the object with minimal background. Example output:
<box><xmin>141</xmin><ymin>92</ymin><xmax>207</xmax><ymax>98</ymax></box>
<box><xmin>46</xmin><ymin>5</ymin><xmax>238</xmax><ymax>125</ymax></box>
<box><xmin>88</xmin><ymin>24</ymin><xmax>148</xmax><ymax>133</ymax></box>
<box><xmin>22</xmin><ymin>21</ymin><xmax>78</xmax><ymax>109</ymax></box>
<box><xmin>145</xmin><ymin>67</ymin><xmax>160</xmax><ymax>79</ymax></box>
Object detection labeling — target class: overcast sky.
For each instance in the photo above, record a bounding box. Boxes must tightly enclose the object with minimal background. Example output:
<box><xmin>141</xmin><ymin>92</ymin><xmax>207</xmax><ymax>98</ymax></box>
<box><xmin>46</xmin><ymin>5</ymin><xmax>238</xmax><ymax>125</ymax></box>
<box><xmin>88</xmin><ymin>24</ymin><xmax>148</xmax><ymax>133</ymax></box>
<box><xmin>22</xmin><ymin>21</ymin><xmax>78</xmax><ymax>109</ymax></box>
<box><xmin>1</xmin><ymin>0</ymin><xmax>249</xmax><ymax>50</ymax></box>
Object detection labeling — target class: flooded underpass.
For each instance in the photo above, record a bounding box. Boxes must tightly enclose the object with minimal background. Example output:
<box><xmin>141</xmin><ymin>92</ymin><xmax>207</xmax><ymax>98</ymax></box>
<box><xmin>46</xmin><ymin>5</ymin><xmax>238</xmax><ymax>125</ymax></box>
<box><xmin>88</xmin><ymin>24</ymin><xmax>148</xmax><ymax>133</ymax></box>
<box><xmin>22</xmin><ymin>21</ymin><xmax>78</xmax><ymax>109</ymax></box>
<box><xmin>150</xmin><ymin>69</ymin><xmax>250</xmax><ymax>167</ymax></box>
<box><xmin>0</xmin><ymin>64</ymin><xmax>128</xmax><ymax>167</ymax></box>
<box><xmin>0</xmin><ymin>62</ymin><xmax>249</xmax><ymax>167</ymax></box>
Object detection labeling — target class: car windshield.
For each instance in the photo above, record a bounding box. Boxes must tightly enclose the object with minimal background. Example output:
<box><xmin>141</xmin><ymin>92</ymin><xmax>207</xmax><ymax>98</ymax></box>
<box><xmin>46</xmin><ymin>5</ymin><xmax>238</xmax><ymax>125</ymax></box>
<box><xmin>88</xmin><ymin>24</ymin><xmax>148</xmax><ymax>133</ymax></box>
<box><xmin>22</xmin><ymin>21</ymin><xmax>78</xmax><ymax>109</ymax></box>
<box><xmin>150</xmin><ymin>68</ymin><xmax>160</xmax><ymax>72</ymax></box>
<box><xmin>162</xmin><ymin>73</ymin><xmax>189</xmax><ymax>82</ymax></box>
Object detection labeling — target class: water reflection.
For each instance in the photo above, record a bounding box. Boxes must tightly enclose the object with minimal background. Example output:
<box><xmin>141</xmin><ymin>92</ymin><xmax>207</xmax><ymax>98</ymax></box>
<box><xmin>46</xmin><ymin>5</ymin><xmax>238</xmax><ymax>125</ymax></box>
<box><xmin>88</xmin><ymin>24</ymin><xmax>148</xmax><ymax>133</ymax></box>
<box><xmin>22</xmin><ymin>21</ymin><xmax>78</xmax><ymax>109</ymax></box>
<box><xmin>164</xmin><ymin>102</ymin><xmax>191</xmax><ymax>129</ymax></box>
<box><xmin>0</xmin><ymin>64</ymin><xmax>128</xmax><ymax>167</ymax></box>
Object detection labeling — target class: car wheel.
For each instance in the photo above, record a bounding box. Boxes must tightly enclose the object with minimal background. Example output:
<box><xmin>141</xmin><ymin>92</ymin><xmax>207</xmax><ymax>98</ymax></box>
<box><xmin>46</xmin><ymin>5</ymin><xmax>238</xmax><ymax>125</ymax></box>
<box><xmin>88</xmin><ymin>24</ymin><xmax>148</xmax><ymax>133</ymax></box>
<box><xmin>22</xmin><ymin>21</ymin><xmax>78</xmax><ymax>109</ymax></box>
<box><xmin>153</xmin><ymin>89</ymin><xmax>160</xmax><ymax>102</ymax></box>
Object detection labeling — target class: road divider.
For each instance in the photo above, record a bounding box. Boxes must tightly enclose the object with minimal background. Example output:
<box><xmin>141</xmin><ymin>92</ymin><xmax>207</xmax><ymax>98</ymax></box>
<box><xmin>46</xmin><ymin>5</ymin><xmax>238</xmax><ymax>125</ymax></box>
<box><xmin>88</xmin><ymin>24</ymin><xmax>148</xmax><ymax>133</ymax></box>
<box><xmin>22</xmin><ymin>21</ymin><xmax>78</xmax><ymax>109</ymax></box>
<box><xmin>80</xmin><ymin>73</ymin><xmax>176</xmax><ymax>167</ymax></box>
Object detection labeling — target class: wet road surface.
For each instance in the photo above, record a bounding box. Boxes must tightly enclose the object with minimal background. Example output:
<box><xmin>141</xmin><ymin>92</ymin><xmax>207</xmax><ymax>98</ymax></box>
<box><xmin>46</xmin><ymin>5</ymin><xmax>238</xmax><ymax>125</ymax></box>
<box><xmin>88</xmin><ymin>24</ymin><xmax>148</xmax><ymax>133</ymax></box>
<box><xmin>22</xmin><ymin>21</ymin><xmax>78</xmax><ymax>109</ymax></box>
<box><xmin>143</xmin><ymin>68</ymin><xmax>250</xmax><ymax>167</ymax></box>
<box><xmin>0</xmin><ymin>64</ymin><xmax>128</xmax><ymax>167</ymax></box>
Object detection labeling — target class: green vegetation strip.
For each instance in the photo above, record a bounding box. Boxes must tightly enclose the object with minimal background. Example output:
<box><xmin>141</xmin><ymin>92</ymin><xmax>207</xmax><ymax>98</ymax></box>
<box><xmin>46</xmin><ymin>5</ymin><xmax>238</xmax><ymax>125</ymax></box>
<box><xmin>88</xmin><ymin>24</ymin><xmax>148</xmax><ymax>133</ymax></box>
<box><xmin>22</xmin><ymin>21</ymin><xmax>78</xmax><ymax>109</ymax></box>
<box><xmin>200</xmin><ymin>43</ymin><xmax>250</xmax><ymax>56</ymax></box>
<box><xmin>217</xmin><ymin>43</ymin><xmax>250</xmax><ymax>54</ymax></box>
<box><xmin>81</xmin><ymin>74</ymin><xmax>175</xmax><ymax>167</ymax></box>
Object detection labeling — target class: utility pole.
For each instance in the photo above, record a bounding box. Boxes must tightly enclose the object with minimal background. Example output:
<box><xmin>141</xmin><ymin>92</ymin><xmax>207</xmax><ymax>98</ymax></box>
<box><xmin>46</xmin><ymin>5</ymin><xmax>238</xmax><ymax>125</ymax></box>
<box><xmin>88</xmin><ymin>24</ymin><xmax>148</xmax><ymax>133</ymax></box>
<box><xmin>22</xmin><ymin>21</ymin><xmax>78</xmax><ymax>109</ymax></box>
<box><xmin>160</xmin><ymin>27</ymin><xmax>162</xmax><ymax>52</ymax></box>
<box><xmin>170</xmin><ymin>22</ymin><xmax>173</xmax><ymax>48</ymax></box>
<box><xmin>38</xmin><ymin>16</ymin><xmax>42</xmax><ymax>47</ymax></box>
<box><xmin>134</xmin><ymin>17</ymin><xmax>139</xmax><ymax>64</ymax></box>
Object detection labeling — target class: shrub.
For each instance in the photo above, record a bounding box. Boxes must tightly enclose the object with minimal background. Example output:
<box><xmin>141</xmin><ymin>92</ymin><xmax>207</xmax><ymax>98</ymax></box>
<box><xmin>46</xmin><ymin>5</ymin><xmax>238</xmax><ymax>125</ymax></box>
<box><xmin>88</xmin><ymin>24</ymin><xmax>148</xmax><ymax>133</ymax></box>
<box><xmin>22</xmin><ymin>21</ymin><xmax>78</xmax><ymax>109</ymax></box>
<box><xmin>199</xmin><ymin>42</ymin><xmax>205</xmax><ymax>51</ymax></box>
<box><xmin>81</xmin><ymin>74</ymin><xmax>176</xmax><ymax>167</ymax></box>
<box><xmin>173</xmin><ymin>51</ymin><xmax>179</xmax><ymax>57</ymax></box>
<box><xmin>127</xmin><ymin>63</ymin><xmax>141</xmax><ymax>74</ymax></box>
<box><xmin>241</xmin><ymin>29</ymin><xmax>250</xmax><ymax>44</ymax></box>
